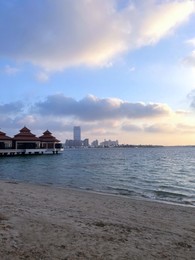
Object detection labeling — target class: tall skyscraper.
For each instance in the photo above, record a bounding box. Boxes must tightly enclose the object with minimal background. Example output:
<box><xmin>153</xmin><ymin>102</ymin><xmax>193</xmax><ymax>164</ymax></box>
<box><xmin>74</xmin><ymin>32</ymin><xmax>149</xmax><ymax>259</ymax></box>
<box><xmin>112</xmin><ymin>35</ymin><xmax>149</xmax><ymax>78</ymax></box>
<box><xmin>73</xmin><ymin>126</ymin><xmax>81</xmax><ymax>141</ymax></box>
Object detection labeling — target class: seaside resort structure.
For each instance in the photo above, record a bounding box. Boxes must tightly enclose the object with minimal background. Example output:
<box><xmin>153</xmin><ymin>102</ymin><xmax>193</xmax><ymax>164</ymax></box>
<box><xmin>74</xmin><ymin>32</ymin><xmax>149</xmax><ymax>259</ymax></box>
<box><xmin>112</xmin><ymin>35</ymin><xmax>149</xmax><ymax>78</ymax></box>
<box><xmin>0</xmin><ymin>127</ymin><xmax>63</xmax><ymax>156</ymax></box>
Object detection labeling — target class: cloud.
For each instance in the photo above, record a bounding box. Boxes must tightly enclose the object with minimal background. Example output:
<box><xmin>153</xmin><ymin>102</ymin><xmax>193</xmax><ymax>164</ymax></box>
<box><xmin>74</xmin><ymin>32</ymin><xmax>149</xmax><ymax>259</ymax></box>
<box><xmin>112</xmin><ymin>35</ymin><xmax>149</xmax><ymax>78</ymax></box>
<box><xmin>0</xmin><ymin>101</ymin><xmax>24</xmax><ymax>135</ymax></box>
<box><xmin>130</xmin><ymin>0</ymin><xmax>195</xmax><ymax>46</ymax></box>
<box><xmin>183</xmin><ymin>51</ymin><xmax>195</xmax><ymax>67</ymax></box>
<box><xmin>122</xmin><ymin>124</ymin><xmax>143</xmax><ymax>132</ymax></box>
<box><xmin>0</xmin><ymin>101</ymin><xmax>23</xmax><ymax>115</ymax></box>
<box><xmin>186</xmin><ymin>37</ymin><xmax>195</xmax><ymax>46</ymax></box>
<box><xmin>187</xmin><ymin>89</ymin><xmax>195</xmax><ymax>108</ymax></box>
<box><xmin>1</xmin><ymin>95</ymin><xmax>195</xmax><ymax>143</ymax></box>
<box><xmin>145</xmin><ymin>121</ymin><xmax>195</xmax><ymax>134</ymax></box>
<box><xmin>122</xmin><ymin>121</ymin><xmax>195</xmax><ymax>135</ymax></box>
<box><xmin>0</xmin><ymin>0</ymin><xmax>194</xmax><ymax>71</ymax></box>
<box><xmin>2</xmin><ymin>65</ymin><xmax>20</xmax><ymax>75</ymax></box>
<box><xmin>122</xmin><ymin>123</ymin><xmax>175</xmax><ymax>134</ymax></box>
<box><xmin>129</xmin><ymin>66</ymin><xmax>135</xmax><ymax>72</ymax></box>
<box><xmin>176</xmin><ymin>123</ymin><xmax>195</xmax><ymax>133</ymax></box>
<box><xmin>35</xmin><ymin>71</ymin><xmax>49</xmax><ymax>82</ymax></box>
<box><xmin>144</xmin><ymin>123</ymin><xmax>175</xmax><ymax>133</ymax></box>
<box><xmin>183</xmin><ymin>38</ymin><xmax>195</xmax><ymax>68</ymax></box>
<box><xmin>176</xmin><ymin>109</ymin><xmax>190</xmax><ymax>115</ymax></box>
<box><xmin>33</xmin><ymin>94</ymin><xmax>172</xmax><ymax>121</ymax></box>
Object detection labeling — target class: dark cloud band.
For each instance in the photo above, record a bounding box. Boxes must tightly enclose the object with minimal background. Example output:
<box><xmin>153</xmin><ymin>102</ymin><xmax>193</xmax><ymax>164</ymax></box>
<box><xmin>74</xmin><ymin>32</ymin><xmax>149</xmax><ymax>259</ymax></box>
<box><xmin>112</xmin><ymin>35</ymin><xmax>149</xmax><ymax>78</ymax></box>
<box><xmin>34</xmin><ymin>94</ymin><xmax>171</xmax><ymax>121</ymax></box>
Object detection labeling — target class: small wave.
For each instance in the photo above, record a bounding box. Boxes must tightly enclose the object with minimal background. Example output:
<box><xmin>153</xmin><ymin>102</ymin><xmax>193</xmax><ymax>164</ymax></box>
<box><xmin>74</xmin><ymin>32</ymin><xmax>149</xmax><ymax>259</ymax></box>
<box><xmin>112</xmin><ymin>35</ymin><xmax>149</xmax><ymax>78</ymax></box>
<box><xmin>106</xmin><ymin>186</ymin><xmax>135</xmax><ymax>196</ymax></box>
<box><xmin>154</xmin><ymin>190</ymin><xmax>187</xmax><ymax>199</ymax></box>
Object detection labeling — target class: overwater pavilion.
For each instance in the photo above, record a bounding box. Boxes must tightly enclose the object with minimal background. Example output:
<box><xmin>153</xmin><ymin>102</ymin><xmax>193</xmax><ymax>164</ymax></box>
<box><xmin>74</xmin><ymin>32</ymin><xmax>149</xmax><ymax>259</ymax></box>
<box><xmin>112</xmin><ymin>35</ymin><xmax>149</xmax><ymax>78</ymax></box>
<box><xmin>39</xmin><ymin>130</ymin><xmax>60</xmax><ymax>149</ymax></box>
<box><xmin>0</xmin><ymin>127</ymin><xmax>63</xmax><ymax>156</ymax></box>
<box><xmin>12</xmin><ymin>127</ymin><xmax>40</xmax><ymax>149</ymax></box>
<box><xmin>0</xmin><ymin>131</ymin><xmax>12</xmax><ymax>149</ymax></box>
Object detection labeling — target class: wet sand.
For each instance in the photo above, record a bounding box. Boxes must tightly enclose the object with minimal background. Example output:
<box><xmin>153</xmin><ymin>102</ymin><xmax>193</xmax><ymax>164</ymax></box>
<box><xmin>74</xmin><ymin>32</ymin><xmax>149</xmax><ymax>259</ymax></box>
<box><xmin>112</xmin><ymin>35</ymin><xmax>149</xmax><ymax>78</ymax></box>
<box><xmin>0</xmin><ymin>180</ymin><xmax>195</xmax><ymax>259</ymax></box>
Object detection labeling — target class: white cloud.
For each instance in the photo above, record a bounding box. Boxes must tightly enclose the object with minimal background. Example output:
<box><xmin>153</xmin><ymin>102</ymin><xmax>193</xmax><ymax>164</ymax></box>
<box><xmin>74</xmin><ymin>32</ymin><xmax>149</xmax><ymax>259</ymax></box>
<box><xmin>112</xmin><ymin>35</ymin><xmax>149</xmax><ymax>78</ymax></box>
<box><xmin>2</xmin><ymin>65</ymin><xmax>20</xmax><ymax>75</ymax></box>
<box><xmin>183</xmin><ymin>38</ymin><xmax>195</xmax><ymax>68</ymax></box>
<box><xmin>36</xmin><ymin>71</ymin><xmax>49</xmax><ymax>82</ymax></box>
<box><xmin>135</xmin><ymin>1</ymin><xmax>195</xmax><ymax>45</ymax></box>
<box><xmin>187</xmin><ymin>89</ymin><xmax>195</xmax><ymax>108</ymax></box>
<box><xmin>122</xmin><ymin>122</ymin><xmax>175</xmax><ymax>134</ymax></box>
<box><xmin>144</xmin><ymin>123</ymin><xmax>175</xmax><ymax>134</ymax></box>
<box><xmin>176</xmin><ymin>123</ymin><xmax>195</xmax><ymax>133</ymax></box>
<box><xmin>122</xmin><ymin>122</ymin><xmax>195</xmax><ymax>134</ymax></box>
<box><xmin>129</xmin><ymin>66</ymin><xmax>135</xmax><ymax>72</ymax></box>
<box><xmin>0</xmin><ymin>0</ymin><xmax>194</xmax><ymax>71</ymax></box>
<box><xmin>183</xmin><ymin>51</ymin><xmax>195</xmax><ymax>67</ymax></box>
<box><xmin>186</xmin><ymin>37</ymin><xmax>195</xmax><ymax>46</ymax></box>
<box><xmin>176</xmin><ymin>109</ymin><xmax>190</xmax><ymax>115</ymax></box>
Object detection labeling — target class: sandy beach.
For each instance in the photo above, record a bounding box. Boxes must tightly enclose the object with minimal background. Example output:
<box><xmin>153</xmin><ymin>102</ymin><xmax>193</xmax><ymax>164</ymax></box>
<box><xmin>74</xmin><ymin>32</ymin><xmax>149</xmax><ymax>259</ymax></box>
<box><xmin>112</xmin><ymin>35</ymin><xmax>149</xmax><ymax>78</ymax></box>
<box><xmin>0</xmin><ymin>180</ymin><xmax>194</xmax><ymax>259</ymax></box>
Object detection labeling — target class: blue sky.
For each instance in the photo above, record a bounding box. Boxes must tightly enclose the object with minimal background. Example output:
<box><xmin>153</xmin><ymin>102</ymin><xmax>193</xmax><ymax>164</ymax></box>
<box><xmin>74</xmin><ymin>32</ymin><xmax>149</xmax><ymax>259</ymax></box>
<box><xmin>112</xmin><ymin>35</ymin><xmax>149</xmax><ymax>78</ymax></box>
<box><xmin>1</xmin><ymin>0</ymin><xmax>195</xmax><ymax>145</ymax></box>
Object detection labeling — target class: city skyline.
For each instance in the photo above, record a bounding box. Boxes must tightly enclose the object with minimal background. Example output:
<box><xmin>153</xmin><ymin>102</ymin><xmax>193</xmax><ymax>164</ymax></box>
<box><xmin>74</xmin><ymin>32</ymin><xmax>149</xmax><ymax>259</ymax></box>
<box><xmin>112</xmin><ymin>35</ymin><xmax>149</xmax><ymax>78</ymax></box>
<box><xmin>65</xmin><ymin>126</ymin><xmax>89</xmax><ymax>147</ymax></box>
<box><xmin>1</xmin><ymin>1</ymin><xmax>195</xmax><ymax>145</ymax></box>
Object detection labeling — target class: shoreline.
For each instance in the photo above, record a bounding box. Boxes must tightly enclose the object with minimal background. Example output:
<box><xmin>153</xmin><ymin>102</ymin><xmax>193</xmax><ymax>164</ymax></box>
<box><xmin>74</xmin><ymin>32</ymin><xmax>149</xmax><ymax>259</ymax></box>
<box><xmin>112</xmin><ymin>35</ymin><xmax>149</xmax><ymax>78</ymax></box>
<box><xmin>0</xmin><ymin>180</ymin><xmax>195</xmax><ymax>259</ymax></box>
<box><xmin>2</xmin><ymin>178</ymin><xmax>195</xmax><ymax>208</ymax></box>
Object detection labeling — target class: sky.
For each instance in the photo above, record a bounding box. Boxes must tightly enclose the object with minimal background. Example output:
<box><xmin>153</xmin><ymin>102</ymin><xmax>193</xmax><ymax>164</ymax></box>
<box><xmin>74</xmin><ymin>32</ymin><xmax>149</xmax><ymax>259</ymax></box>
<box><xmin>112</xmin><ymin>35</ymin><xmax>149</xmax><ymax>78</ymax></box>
<box><xmin>1</xmin><ymin>0</ymin><xmax>195</xmax><ymax>145</ymax></box>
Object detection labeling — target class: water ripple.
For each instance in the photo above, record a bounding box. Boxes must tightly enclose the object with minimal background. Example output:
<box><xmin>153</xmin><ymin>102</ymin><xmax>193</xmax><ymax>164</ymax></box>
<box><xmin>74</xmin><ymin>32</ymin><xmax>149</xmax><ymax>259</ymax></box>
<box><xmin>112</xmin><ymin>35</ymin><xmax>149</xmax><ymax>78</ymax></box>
<box><xmin>0</xmin><ymin>147</ymin><xmax>195</xmax><ymax>206</ymax></box>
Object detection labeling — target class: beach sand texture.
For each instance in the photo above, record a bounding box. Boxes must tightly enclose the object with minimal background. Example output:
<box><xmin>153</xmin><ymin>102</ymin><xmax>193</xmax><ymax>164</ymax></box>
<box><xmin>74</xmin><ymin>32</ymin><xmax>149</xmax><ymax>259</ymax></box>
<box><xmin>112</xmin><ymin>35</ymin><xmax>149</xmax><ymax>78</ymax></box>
<box><xmin>0</xmin><ymin>180</ymin><xmax>195</xmax><ymax>260</ymax></box>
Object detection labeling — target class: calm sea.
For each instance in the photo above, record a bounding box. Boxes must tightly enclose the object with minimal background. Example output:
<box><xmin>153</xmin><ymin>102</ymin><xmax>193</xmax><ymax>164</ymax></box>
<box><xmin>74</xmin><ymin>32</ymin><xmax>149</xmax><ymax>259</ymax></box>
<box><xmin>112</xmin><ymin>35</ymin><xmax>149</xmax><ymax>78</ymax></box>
<box><xmin>0</xmin><ymin>147</ymin><xmax>195</xmax><ymax>206</ymax></box>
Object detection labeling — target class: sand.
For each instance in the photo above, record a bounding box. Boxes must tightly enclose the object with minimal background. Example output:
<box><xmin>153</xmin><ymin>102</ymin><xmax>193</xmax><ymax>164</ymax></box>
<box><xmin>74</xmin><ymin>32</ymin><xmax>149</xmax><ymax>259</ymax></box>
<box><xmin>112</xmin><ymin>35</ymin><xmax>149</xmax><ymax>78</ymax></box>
<box><xmin>0</xmin><ymin>180</ymin><xmax>194</xmax><ymax>260</ymax></box>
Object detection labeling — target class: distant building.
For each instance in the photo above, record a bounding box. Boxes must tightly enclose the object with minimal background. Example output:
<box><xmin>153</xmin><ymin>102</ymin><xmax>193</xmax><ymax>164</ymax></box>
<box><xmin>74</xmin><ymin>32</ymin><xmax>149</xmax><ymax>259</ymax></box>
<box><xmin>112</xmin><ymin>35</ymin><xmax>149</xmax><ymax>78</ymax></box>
<box><xmin>83</xmin><ymin>138</ymin><xmax>89</xmax><ymax>147</ymax></box>
<box><xmin>65</xmin><ymin>127</ymin><xmax>89</xmax><ymax>148</ymax></box>
<box><xmin>100</xmin><ymin>139</ymin><xmax>119</xmax><ymax>148</ymax></box>
<box><xmin>91</xmin><ymin>139</ymin><xmax>99</xmax><ymax>147</ymax></box>
<box><xmin>65</xmin><ymin>138</ymin><xmax>89</xmax><ymax>148</ymax></box>
<box><xmin>65</xmin><ymin>139</ymin><xmax>82</xmax><ymax>148</ymax></box>
<box><xmin>73</xmin><ymin>126</ymin><xmax>81</xmax><ymax>141</ymax></box>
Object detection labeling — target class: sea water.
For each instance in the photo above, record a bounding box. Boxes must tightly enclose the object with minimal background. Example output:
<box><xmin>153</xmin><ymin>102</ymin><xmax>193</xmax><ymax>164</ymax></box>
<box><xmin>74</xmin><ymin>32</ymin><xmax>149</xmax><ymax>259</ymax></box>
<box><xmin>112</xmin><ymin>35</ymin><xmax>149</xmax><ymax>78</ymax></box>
<box><xmin>0</xmin><ymin>147</ymin><xmax>195</xmax><ymax>206</ymax></box>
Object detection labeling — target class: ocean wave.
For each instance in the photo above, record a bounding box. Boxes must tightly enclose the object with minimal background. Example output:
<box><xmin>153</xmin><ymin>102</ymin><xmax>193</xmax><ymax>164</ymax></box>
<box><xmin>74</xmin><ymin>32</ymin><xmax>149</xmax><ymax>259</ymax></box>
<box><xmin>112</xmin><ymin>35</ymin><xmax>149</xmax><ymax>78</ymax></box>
<box><xmin>154</xmin><ymin>190</ymin><xmax>188</xmax><ymax>199</ymax></box>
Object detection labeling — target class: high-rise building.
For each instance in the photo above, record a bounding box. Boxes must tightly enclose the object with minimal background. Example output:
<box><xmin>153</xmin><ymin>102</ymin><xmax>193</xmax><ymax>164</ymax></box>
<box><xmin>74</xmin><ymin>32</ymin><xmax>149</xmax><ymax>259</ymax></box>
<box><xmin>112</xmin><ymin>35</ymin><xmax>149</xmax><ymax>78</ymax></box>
<box><xmin>73</xmin><ymin>126</ymin><xmax>81</xmax><ymax>141</ymax></box>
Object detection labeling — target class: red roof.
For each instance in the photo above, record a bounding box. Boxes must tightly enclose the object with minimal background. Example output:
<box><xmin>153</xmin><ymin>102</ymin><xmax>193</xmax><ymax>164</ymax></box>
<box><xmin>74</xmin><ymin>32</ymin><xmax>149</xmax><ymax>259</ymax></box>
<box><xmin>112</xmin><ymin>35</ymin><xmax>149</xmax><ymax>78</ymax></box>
<box><xmin>12</xmin><ymin>127</ymin><xmax>40</xmax><ymax>141</ymax></box>
<box><xmin>0</xmin><ymin>131</ymin><xmax>12</xmax><ymax>140</ymax></box>
<box><xmin>39</xmin><ymin>130</ymin><xmax>60</xmax><ymax>142</ymax></box>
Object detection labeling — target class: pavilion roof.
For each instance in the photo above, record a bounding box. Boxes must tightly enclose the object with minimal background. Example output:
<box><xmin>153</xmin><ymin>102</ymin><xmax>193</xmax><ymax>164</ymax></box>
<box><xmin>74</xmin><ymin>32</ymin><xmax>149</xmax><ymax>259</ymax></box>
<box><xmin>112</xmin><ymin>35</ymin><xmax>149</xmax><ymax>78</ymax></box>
<box><xmin>39</xmin><ymin>130</ymin><xmax>60</xmax><ymax>142</ymax></box>
<box><xmin>0</xmin><ymin>131</ymin><xmax>12</xmax><ymax>140</ymax></box>
<box><xmin>12</xmin><ymin>127</ymin><xmax>40</xmax><ymax>141</ymax></box>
